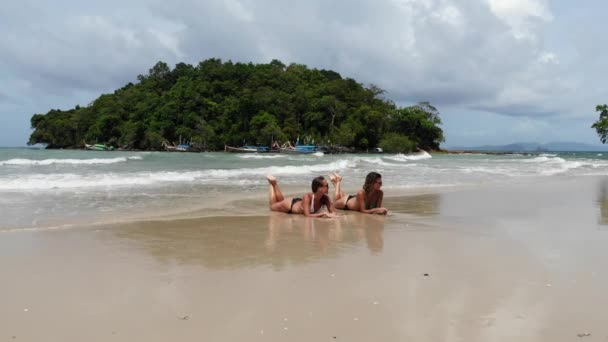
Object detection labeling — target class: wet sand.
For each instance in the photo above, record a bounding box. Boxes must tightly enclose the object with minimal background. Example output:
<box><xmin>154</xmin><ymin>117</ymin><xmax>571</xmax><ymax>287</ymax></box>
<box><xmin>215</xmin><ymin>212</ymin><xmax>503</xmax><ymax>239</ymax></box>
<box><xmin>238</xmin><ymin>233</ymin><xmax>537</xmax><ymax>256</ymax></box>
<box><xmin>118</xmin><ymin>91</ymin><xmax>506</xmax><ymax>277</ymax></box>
<box><xmin>2</xmin><ymin>176</ymin><xmax>608</xmax><ymax>341</ymax></box>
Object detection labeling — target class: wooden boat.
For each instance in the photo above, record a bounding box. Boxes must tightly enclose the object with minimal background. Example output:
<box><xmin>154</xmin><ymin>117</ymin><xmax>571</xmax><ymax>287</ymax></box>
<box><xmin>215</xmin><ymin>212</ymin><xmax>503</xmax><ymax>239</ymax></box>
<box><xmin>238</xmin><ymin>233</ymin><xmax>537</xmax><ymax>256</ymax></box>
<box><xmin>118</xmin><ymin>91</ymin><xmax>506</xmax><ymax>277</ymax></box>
<box><xmin>85</xmin><ymin>143</ymin><xmax>114</xmax><ymax>151</ymax></box>
<box><xmin>163</xmin><ymin>142</ymin><xmax>201</xmax><ymax>152</ymax></box>
<box><xmin>279</xmin><ymin>144</ymin><xmax>320</xmax><ymax>154</ymax></box>
<box><xmin>225</xmin><ymin>145</ymin><xmax>270</xmax><ymax>153</ymax></box>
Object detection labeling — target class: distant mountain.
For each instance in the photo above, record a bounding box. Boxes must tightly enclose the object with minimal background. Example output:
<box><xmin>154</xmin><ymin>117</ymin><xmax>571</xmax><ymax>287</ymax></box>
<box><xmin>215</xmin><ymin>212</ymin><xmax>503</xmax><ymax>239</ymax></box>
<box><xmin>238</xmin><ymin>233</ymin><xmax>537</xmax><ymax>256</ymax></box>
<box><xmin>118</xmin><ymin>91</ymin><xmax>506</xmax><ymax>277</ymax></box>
<box><xmin>448</xmin><ymin>141</ymin><xmax>608</xmax><ymax>152</ymax></box>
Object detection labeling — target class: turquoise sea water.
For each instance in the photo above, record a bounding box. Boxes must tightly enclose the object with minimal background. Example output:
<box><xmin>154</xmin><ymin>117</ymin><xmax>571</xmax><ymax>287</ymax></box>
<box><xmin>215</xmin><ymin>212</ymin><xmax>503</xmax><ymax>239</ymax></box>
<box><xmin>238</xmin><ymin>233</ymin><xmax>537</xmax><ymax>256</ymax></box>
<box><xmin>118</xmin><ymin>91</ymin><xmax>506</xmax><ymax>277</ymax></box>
<box><xmin>1</xmin><ymin>147</ymin><xmax>608</xmax><ymax>230</ymax></box>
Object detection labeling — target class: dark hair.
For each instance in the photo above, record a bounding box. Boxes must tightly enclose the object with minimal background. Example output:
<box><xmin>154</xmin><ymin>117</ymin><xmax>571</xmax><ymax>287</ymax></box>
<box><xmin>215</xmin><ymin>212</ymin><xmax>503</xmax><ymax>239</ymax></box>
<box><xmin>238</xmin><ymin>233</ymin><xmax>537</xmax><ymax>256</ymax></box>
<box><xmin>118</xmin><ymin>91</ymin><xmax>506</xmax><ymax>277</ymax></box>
<box><xmin>311</xmin><ymin>176</ymin><xmax>326</xmax><ymax>192</ymax></box>
<box><xmin>363</xmin><ymin>172</ymin><xmax>382</xmax><ymax>194</ymax></box>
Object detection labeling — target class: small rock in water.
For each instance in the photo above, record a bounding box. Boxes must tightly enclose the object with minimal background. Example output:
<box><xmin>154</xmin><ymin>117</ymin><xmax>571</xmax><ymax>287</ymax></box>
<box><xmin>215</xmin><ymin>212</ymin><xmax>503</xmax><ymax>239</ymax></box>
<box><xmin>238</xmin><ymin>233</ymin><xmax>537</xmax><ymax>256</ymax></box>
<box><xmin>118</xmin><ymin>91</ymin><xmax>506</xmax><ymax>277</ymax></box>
<box><xmin>423</xmin><ymin>273</ymin><xmax>429</xmax><ymax>277</ymax></box>
<box><xmin>177</xmin><ymin>315</ymin><xmax>190</xmax><ymax>320</ymax></box>
<box><xmin>577</xmin><ymin>332</ymin><xmax>591</xmax><ymax>338</ymax></box>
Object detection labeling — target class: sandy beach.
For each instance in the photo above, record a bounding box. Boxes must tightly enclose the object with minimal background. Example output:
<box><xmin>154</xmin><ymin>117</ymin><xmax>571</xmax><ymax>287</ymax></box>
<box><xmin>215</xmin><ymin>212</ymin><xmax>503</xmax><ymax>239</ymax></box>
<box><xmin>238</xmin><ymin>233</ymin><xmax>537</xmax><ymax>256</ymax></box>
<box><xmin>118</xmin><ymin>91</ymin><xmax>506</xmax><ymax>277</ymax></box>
<box><xmin>3</xmin><ymin>176</ymin><xmax>608</xmax><ymax>341</ymax></box>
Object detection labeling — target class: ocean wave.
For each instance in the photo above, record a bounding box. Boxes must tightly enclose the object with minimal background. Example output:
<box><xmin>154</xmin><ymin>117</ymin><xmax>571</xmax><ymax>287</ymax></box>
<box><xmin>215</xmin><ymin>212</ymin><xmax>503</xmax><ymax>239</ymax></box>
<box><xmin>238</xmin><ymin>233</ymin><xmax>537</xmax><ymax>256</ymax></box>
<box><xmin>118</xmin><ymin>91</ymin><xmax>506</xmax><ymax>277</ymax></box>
<box><xmin>0</xmin><ymin>159</ymin><xmax>358</xmax><ymax>190</ymax></box>
<box><xmin>383</xmin><ymin>151</ymin><xmax>432</xmax><ymax>162</ymax></box>
<box><xmin>521</xmin><ymin>156</ymin><xmax>566</xmax><ymax>163</ymax></box>
<box><xmin>353</xmin><ymin>157</ymin><xmax>404</xmax><ymax>167</ymax></box>
<box><xmin>0</xmin><ymin>156</ymin><xmax>142</xmax><ymax>166</ymax></box>
<box><xmin>0</xmin><ymin>224</ymin><xmax>77</xmax><ymax>233</ymax></box>
<box><xmin>238</xmin><ymin>154</ymin><xmax>287</xmax><ymax>159</ymax></box>
<box><xmin>459</xmin><ymin>166</ymin><xmax>515</xmax><ymax>176</ymax></box>
<box><xmin>539</xmin><ymin>160</ymin><xmax>586</xmax><ymax>176</ymax></box>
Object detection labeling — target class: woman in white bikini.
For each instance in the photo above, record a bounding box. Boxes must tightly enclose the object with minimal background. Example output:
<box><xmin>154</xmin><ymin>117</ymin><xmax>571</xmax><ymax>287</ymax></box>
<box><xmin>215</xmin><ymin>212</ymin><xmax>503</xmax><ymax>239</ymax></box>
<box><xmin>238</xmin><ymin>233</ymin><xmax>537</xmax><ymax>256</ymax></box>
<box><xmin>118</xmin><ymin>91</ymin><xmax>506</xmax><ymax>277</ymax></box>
<box><xmin>330</xmin><ymin>172</ymin><xmax>388</xmax><ymax>215</ymax></box>
<box><xmin>266</xmin><ymin>175</ymin><xmax>338</xmax><ymax>218</ymax></box>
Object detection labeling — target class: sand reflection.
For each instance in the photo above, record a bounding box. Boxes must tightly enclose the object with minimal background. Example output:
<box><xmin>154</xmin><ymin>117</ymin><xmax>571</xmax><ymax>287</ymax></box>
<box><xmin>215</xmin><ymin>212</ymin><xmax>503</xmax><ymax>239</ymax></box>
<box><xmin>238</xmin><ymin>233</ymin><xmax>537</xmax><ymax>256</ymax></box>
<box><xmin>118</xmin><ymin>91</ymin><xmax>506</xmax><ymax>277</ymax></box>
<box><xmin>385</xmin><ymin>193</ymin><xmax>441</xmax><ymax>216</ymax></box>
<box><xmin>110</xmin><ymin>212</ymin><xmax>385</xmax><ymax>270</ymax></box>
<box><xmin>597</xmin><ymin>178</ymin><xmax>608</xmax><ymax>225</ymax></box>
<box><xmin>266</xmin><ymin>212</ymin><xmax>386</xmax><ymax>255</ymax></box>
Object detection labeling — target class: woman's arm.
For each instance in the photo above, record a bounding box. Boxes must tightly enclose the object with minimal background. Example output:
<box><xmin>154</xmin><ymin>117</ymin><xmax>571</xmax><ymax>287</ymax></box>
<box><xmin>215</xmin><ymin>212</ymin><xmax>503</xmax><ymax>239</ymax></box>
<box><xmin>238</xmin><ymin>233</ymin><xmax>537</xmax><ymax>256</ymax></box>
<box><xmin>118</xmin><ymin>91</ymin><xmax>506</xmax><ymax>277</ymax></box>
<box><xmin>324</xmin><ymin>195</ymin><xmax>336</xmax><ymax>214</ymax></box>
<box><xmin>357</xmin><ymin>191</ymin><xmax>388</xmax><ymax>215</ymax></box>
<box><xmin>302</xmin><ymin>194</ymin><xmax>337</xmax><ymax>217</ymax></box>
<box><xmin>302</xmin><ymin>193</ymin><xmax>326</xmax><ymax>217</ymax></box>
<box><xmin>375</xmin><ymin>191</ymin><xmax>388</xmax><ymax>215</ymax></box>
<box><xmin>376</xmin><ymin>191</ymin><xmax>384</xmax><ymax>208</ymax></box>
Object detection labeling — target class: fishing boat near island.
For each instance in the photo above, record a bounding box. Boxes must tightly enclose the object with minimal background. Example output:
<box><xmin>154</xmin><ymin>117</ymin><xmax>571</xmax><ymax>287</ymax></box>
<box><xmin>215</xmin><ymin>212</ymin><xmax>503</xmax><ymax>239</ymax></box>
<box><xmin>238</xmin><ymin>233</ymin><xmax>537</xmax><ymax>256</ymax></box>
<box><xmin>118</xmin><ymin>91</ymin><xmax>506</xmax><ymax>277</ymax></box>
<box><xmin>224</xmin><ymin>145</ymin><xmax>271</xmax><ymax>153</ymax></box>
<box><xmin>162</xmin><ymin>141</ymin><xmax>203</xmax><ymax>152</ymax></box>
<box><xmin>279</xmin><ymin>144</ymin><xmax>321</xmax><ymax>154</ymax></box>
<box><xmin>84</xmin><ymin>143</ymin><xmax>114</xmax><ymax>151</ymax></box>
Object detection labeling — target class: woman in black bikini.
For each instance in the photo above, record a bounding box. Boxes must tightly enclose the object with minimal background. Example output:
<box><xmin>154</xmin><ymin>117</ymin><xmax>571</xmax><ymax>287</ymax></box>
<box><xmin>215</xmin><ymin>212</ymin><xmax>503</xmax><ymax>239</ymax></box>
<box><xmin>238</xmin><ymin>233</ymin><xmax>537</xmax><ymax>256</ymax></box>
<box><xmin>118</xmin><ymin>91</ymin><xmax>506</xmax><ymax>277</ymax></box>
<box><xmin>266</xmin><ymin>175</ymin><xmax>338</xmax><ymax>218</ymax></box>
<box><xmin>330</xmin><ymin>172</ymin><xmax>388</xmax><ymax>215</ymax></box>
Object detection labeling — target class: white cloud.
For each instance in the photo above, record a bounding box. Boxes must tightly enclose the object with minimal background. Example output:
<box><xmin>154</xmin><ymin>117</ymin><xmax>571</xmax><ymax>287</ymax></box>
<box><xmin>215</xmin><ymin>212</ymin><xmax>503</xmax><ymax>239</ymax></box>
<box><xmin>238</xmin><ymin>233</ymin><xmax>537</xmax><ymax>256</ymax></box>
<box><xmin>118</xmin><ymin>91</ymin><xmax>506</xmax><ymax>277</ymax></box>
<box><xmin>538</xmin><ymin>52</ymin><xmax>559</xmax><ymax>64</ymax></box>
<box><xmin>486</xmin><ymin>0</ymin><xmax>552</xmax><ymax>40</ymax></box>
<box><xmin>223</xmin><ymin>0</ymin><xmax>255</xmax><ymax>23</ymax></box>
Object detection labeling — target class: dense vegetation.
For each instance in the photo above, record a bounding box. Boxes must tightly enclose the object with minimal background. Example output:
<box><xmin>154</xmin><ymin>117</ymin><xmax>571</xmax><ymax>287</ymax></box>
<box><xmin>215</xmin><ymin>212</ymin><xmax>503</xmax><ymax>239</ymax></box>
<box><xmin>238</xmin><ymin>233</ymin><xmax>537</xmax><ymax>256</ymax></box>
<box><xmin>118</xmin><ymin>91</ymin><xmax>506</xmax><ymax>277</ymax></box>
<box><xmin>592</xmin><ymin>104</ymin><xmax>608</xmax><ymax>143</ymax></box>
<box><xmin>28</xmin><ymin>59</ymin><xmax>444</xmax><ymax>152</ymax></box>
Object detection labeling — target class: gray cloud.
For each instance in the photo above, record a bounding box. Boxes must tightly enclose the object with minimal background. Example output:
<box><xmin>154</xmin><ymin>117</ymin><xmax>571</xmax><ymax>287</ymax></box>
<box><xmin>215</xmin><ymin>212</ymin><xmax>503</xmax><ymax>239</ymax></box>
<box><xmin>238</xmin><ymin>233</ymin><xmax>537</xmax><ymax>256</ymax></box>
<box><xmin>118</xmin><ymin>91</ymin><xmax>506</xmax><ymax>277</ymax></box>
<box><xmin>148</xmin><ymin>0</ymin><xmax>573</xmax><ymax>116</ymax></box>
<box><xmin>0</xmin><ymin>0</ymin><xmax>607</xmax><ymax>146</ymax></box>
<box><xmin>0</xmin><ymin>91</ymin><xmax>12</xmax><ymax>103</ymax></box>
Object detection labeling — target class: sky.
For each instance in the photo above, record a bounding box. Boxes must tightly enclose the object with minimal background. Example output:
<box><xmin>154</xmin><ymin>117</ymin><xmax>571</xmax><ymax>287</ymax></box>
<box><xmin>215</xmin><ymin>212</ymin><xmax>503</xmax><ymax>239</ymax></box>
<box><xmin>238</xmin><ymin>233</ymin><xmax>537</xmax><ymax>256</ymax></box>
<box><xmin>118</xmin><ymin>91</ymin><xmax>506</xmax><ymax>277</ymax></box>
<box><xmin>0</xmin><ymin>0</ymin><xmax>607</xmax><ymax>148</ymax></box>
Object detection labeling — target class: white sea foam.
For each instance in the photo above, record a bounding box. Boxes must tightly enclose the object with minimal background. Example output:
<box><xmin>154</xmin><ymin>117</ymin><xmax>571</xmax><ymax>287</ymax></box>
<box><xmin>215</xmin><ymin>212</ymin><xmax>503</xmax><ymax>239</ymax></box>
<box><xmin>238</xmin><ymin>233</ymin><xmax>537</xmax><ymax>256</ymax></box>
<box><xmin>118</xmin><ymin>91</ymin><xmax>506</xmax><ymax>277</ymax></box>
<box><xmin>354</xmin><ymin>157</ymin><xmax>392</xmax><ymax>166</ymax></box>
<box><xmin>539</xmin><ymin>160</ymin><xmax>585</xmax><ymax>175</ymax></box>
<box><xmin>459</xmin><ymin>166</ymin><xmax>515</xmax><ymax>176</ymax></box>
<box><xmin>0</xmin><ymin>159</ymin><xmax>358</xmax><ymax>190</ymax></box>
<box><xmin>384</xmin><ymin>151</ymin><xmax>432</xmax><ymax>162</ymax></box>
<box><xmin>521</xmin><ymin>156</ymin><xmax>566</xmax><ymax>163</ymax></box>
<box><xmin>0</xmin><ymin>224</ymin><xmax>77</xmax><ymax>234</ymax></box>
<box><xmin>238</xmin><ymin>154</ymin><xmax>287</xmax><ymax>159</ymax></box>
<box><xmin>0</xmin><ymin>156</ymin><xmax>142</xmax><ymax>166</ymax></box>
<box><xmin>512</xmin><ymin>154</ymin><xmax>602</xmax><ymax>175</ymax></box>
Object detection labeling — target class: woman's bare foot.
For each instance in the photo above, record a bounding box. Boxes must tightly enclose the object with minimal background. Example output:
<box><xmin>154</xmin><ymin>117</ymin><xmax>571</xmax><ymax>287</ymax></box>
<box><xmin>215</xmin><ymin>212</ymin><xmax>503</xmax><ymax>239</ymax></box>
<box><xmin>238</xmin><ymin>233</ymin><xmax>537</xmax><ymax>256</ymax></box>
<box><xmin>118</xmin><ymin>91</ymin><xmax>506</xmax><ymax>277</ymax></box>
<box><xmin>332</xmin><ymin>172</ymin><xmax>342</xmax><ymax>182</ymax></box>
<box><xmin>266</xmin><ymin>175</ymin><xmax>277</xmax><ymax>185</ymax></box>
<box><xmin>329</xmin><ymin>173</ymin><xmax>337</xmax><ymax>185</ymax></box>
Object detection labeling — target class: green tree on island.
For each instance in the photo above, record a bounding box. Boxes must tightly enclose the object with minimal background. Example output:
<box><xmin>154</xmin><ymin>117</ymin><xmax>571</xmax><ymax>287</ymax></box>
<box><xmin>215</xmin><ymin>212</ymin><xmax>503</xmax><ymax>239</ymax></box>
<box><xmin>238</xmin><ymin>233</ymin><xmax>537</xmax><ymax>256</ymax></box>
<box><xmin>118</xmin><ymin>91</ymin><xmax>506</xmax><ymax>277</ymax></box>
<box><xmin>592</xmin><ymin>104</ymin><xmax>608</xmax><ymax>143</ymax></box>
<box><xmin>28</xmin><ymin>59</ymin><xmax>445</xmax><ymax>152</ymax></box>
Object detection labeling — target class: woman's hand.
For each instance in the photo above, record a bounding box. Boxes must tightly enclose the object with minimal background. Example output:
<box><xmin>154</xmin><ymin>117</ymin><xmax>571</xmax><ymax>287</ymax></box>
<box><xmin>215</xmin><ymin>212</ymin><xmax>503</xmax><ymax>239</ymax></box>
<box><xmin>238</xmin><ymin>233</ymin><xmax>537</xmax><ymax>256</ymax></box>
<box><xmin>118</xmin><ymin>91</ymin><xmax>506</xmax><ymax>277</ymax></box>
<box><xmin>374</xmin><ymin>208</ymin><xmax>388</xmax><ymax>215</ymax></box>
<box><xmin>323</xmin><ymin>212</ymin><xmax>339</xmax><ymax>218</ymax></box>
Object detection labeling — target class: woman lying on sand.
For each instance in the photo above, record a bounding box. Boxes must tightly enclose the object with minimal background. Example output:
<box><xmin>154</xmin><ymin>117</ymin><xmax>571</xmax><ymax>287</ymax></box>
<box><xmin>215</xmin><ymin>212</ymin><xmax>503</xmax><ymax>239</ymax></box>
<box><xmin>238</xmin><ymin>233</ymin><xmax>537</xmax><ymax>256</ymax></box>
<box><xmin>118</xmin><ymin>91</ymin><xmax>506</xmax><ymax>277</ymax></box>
<box><xmin>330</xmin><ymin>172</ymin><xmax>388</xmax><ymax>215</ymax></box>
<box><xmin>266</xmin><ymin>175</ymin><xmax>338</xmax><ymax>218</ymax></box>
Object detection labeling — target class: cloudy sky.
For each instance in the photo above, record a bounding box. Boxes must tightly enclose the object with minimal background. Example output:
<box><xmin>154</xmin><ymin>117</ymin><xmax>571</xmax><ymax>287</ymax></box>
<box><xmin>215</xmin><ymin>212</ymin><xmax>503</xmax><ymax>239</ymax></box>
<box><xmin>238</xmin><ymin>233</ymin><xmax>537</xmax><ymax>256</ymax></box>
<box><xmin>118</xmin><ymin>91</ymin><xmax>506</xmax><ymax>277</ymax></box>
<box><xmin>1</xmin><ymin>0</ymin><xmax>606</xmax><ymax>147</ymax></box>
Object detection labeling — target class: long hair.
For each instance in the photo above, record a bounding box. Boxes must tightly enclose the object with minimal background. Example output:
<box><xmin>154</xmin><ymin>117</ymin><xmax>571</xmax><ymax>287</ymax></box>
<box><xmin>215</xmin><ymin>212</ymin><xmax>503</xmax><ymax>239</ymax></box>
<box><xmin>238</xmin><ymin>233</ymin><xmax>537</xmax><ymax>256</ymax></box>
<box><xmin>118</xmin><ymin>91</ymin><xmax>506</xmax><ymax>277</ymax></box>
<box><xmin>311</xmin><ymin>176</ymin><xmax>326</xmax><ymax>192</ymax></box>
<box><xmin>363</xmin><ymin>172</ymin><xmax>382</xmax><ymax>194</ymax></box>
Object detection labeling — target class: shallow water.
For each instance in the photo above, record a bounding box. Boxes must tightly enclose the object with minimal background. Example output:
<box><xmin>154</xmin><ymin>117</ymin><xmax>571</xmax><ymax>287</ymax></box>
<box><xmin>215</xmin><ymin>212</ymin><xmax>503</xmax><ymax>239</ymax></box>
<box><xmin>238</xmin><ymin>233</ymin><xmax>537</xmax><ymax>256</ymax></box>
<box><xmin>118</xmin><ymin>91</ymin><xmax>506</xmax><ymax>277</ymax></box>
<box><xmin>2</xmin><ymin>147</ymin><xmax>608</xmax><ymax>229</ymax></box>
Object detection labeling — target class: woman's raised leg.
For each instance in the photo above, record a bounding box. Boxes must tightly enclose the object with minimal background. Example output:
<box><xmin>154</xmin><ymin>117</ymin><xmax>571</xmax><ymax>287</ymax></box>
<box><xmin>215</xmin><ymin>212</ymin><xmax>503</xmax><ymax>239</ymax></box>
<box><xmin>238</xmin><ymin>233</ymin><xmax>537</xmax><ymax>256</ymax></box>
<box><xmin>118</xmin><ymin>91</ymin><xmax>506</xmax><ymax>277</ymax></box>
<box><xmin>330</xmin><ymin>173</ymin><xmax>348</xmax><ymax>209</ymax></box>
<box><xmin>266</xmin><ymin>175</ymin><xmax>291</xmax><ymax>212</ymax></box>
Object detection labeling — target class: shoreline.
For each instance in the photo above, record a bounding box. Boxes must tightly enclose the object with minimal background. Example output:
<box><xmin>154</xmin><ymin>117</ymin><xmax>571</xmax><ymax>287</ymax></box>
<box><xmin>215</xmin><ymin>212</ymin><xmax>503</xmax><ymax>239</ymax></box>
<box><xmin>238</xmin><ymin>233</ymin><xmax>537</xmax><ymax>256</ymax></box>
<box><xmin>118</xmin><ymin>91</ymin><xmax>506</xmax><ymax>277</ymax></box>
<box><xmin>2</xmin><ymin>175</ymin><xmax>608</xmax><ymax>341</ymax></box>
<box><xmin>0</xmin><ymin>177</ymin><xmax>608</xmax><ymax>342</ymax></box>
<box><xmin>1</xmin><ymin>175</ymin><xmax>599</xmax><ymax>233</ymax></box>
<box><xmin>21</xmin><ymin>146</ymin><xmax>549</xmax><ymax>155</ymax></box>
